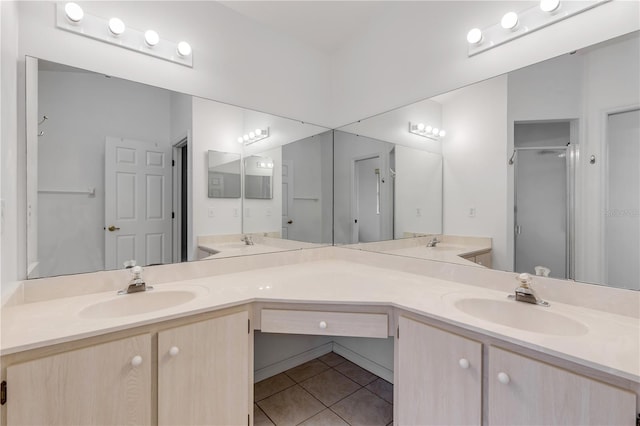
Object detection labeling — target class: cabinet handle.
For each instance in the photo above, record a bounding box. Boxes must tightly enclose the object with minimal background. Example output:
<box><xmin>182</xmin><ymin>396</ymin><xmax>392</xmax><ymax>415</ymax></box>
<box><xmin>497</xmin><ymin>372</ymin><xmax>510</xmax><ymax>384</ymax></box>
<box><xmin>131</xmin><ymin>355</ymin><xmax>143</xmax><ymax>367</ymax></box>
<box><xmin>459</xmin><ymin>358</ymin><xmax>470</xmax><ymax>369</ymax></box>
<box><xmin>169</xmin><ymin>346</ymin><xmax>180</xmax><ymax>357</ymax></box>
<box><xmin>319</xmin><ymin>321</ymin><xmax>327</xmax><ymax>329</ymax></box>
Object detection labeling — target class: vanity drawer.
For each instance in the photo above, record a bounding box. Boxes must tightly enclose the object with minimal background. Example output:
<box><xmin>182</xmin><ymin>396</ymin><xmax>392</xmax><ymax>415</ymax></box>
<box><xmin>261</xmin><ymin>309</ymin><xmax>388</xmax><ymax>338</ymax></box>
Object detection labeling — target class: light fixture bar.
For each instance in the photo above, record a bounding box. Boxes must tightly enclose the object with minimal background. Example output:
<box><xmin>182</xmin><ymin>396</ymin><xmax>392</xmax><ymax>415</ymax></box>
<box><xmin>467</xmin><ymin>0</ymin><xmax>611</xmax><ymax>57</ymax></box>
<box><xmin>237</xmin><ymin>128</ymin><xmax>270</xmax><ymax>146</ymax></box>
<box><xmin>408</xmin><ymin>122</ymin><xmax>445</xmax><ymax>140</ymax></box>
<box><xmin>56</xmin><ymin>3</ymin><xmax>193</xmax><ymax>67</ymax></box>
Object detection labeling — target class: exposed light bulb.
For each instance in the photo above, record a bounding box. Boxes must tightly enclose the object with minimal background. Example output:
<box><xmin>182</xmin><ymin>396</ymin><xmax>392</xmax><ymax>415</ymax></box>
<box><xmin>501</xmin><ymin>12</ymin><xmax>519</xmax><ymax>30</ymax></box>
<box><xmin>417</xmin><ymin>123</ymin><xmax>426</xmax><ymax>132</ymax></box>
<box><xmin>177</xmin><ymin>41</ymin><xmax>192</xmax><ymax>57</ymax></box>
<box><xmin>64</xmin><ymin>2</ymin><xmax>84</xmax><ymax>23</ymax></box>
<box><xmin>267</xmin><ymin>163</ymin><xmax>274</xmax><ymax>168</ymax></box>
<box><xmin>425</xmin><ymin>125</ymin><xmax>433</xmax><ymax>134</ymax></box>
<box><xmin>237</xmin><ymin>137</ymin><xmax>244</xmax><ymax>144</ymax></box>
<box><xmin>255</xmin><ymin>129</ymin><xmax>263</xmax><ymax>136</ymax></box>
<box><xmin>439</xmin><ymin>130</ymin><xmax>446</xmax><ymax>137</ymax></box>
<box><xmin>249</xmin><ymin>131</ymin><xmax>256</xmax><ymax>139</ymax></box>
<box><xmin>144</xmin><ymin>30</ymin><xmax>159</xmax><ymax>47</ymax></box>
<box><xmin>467</xmin><ymin>28</ymin><xmax>483</xmax><ymax>45</ymax></box>
<box><xmin>259</xmin><ymin>162</ymin><xmax>266</xmax><ymax>168</ymax></box>
<box><xmin>540</xmin><ymin>0</ymin><xmax>560</xmax><ymax>13</ymax></box>
<box><xmin>243</xmin><ymin>134</ymin><xmax>249</xmax><ymax>141</ymax></box>
<box><xmin>432</xmin><ymin>128</ymin><xmax>440</xmax><ymax>135</ymax></box>
<box><xmin>108</xmin><ymin>17</ymin><xmax>125</xmax><ymax>36</ymax></box>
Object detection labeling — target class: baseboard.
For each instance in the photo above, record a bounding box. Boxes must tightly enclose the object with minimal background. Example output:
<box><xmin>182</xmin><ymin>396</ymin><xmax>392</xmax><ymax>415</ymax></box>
<box><xmin>332</xmin><ymin>342</ymin><xmax>394</xmax><ymax>384</ymax></box>
<box><xmin>254</xmin><ymin>342</ymin><xmax>333</xmax><ymax>383</ymax></box>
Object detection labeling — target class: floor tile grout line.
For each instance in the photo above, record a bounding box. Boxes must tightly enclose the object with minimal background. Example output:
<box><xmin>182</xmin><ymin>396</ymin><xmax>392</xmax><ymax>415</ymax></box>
<box><xmin>327</xmin><ymin>405</ymin><xmax>354</xmax><ymax>426</ymax></box>
<box><xmin>254</xmin><ymin>403</ymin><xmax>278</xmax><ymax>426</ymax></box>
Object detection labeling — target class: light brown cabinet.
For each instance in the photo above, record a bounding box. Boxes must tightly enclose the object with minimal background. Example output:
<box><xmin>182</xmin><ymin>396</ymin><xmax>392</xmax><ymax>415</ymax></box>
<box><xmin>158</xmin><ymin>310</ymin><xmax>251</xmax><ymax>426</ymax></box>
<box><xmin>488</xmin><ymin>346</ymin><xmax>636</xmax><ymax>425</ymax></box>
<box><xmin>6</xmin><ymin>334</ymin><xmax>152</xmax><ymax>425</ymax></box>
<box><xmin>396</xmin><ymin>316</ymin><xmax>482</xmax><ymax>425</ymax></box>
<box><xmin>462</xmin><ymin>250</ymin><xmax>492</xmax><ymax>267</ymax></box>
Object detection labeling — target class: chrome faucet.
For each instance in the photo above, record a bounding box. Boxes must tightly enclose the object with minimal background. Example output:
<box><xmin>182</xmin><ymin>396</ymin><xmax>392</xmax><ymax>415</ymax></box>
<box><xmin>118</xmin><ymin>266</ymin><xmax>153</xmax><ymax>295</ymax></box>
<box><xmin>426</xmin><ymin>237</ymin><xmax>440</xmax><ymax>247</ymax></box>
<box><xmin>509</xmin><ymin>273</ymin><xmax>549</xmax><ymax>307</ymax></box>
<box><xmin>241</xmin><ymin>235</ymin><xmax>254</xmax><ymax>246</ymax></box>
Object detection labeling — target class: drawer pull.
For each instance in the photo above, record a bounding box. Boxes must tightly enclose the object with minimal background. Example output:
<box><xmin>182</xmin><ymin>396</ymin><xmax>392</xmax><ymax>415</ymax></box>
<box><xmin>497</xmin><ymin>372</ymin><xmax>510</xmax><ymax>384</ymax></box>
<box><xmin>319</xmin><ymin>321</ymin><xmax>327</xmax><ymax>329</ymax></box>
<box><xmin>131</xmin><ymin>355</ymin><xmax>143</xmax><ymax>367</ymax></box>
<box><xmin>459</xmin><ymin>358</ymin><xmax>470</xmax><ymax>369</ymax></box>
<box><xmin>169</xmin><ymin>346</ymin><xmax>180</xmax><ymax>357</ymax></box>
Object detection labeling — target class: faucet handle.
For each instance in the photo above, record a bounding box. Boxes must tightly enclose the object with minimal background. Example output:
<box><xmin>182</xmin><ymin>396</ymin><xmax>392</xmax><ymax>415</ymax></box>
<box><xmin>516</xmin><ymin>273</ymin><xmax>532</xmax><ymax>287</ymax></box>
<box><xmin>131</xmin><ymin>265</ymin><xmax>143</xmax><ymax>278</ymax></box>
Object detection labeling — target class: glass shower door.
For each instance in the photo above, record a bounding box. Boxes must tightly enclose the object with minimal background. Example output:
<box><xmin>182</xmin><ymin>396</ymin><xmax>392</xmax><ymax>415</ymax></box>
<box><xmin>514</xmin><ymin>148</ymin><xmax>568</xmax><ymax>279</ymax></box>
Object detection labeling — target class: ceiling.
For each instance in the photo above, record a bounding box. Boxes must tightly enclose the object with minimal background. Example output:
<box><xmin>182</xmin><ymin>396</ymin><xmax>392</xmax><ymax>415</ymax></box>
<box><xmin>218</xmin><ymin>1</ymin><xmax>386</xmax><ymax>54</ymax></box>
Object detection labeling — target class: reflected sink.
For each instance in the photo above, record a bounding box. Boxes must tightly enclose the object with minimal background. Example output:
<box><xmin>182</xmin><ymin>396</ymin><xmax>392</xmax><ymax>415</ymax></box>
<box><xmin>453</xmin><ymin>298</ymin><xmax>589</xmax><ymax>336</ymax></box>
<box><xmin>79</xmin><ymin>288</ymin><xmax>205</xmax><ymax>319</ymax></box>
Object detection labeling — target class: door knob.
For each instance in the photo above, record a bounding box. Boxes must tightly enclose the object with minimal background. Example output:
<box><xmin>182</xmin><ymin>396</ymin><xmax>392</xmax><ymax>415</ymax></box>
<box><xmin>108</xmin><ymin>225</ymin><xmax>120</xmax><ymax>232</ymax></box>
<box><xmin>287</xmin><ymin>220</ymin><xmax>293</xmax><ymax>224</ymax></box>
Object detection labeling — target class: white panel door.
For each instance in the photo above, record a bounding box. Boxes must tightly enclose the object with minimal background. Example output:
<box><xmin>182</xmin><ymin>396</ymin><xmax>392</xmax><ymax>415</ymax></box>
<box><xmin>105</xmin><ymin>137</ymin><xmax>172</xmax><ymax>270</ymax></box>
<box><xmin>355</xmin><ymin>156</ymin><xmax>381</xmax><ymax>243</ymax></box>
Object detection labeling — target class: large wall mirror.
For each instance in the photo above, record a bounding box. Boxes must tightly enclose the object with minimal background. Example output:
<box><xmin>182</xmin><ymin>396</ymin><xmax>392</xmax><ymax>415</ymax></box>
<box><xmin>336</xmin><ymin>31</ymin><xmax>640</xmax><ymax>291</ymax></box>
<box><xmin>26</xmin><ymin>58</ymin><xmax>331</xmax><ymax>279</ymax></box>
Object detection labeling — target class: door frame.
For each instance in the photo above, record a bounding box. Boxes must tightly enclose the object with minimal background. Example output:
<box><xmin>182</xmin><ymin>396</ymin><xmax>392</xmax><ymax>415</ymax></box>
<box><xmin>351</xmin><ymin>154</ymin><xmax>382</xmax><ymax>244</ymax></box>
<box><xmin>172</xmin><ymin>133</ymin><xmax>190</xmax><ymax>263</ymax></box>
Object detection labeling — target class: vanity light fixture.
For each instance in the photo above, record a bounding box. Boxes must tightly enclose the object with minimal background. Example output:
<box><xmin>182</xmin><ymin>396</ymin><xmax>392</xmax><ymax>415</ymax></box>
<box><xmin>64</xmin><ymin>2</ymin><xmax>83</xmax><ymax>23</ymax></box>
<box><xmin>409</xmin><ymin>122</ymin><xmax>445</xmax><ymax>141</ymax></box>
<box><xmin>237</xmin><ymin>128</ymin><xmax>270</xmax><ymax>146</ymax></box>
<box><xmin>467</xmin><ymin>0</ymin><xmax>611</xmax><ymax>56</ymax></box>
<box><xmin>257</xmin><ymin>161</ymin><xmax>274</xmax><ymax>169</ymax></box>
<box><xmin>56</xmin><ymin>2</ymin><xmax>193</xmax><ymax>67</ymax></box>
<box><xmin>108</xmin><ymin>17</ymin><xmax>125</xmax><ymax>36</ymax></box>
<box><xmin>144</xmin><ymin>30</ymin><xmax>160</xmax><ymax>47</ymax></box>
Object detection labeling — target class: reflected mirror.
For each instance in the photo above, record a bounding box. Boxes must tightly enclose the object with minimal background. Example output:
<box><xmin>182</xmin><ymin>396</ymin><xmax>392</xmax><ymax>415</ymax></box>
<box><xmin>244</xmin><ymin>155</ymin><xmax>273</xmax><ymax>199</ymax></box>
<box><xmin>208</xmin><ymin>151</ymin><xmax>241</xmax><ymax>198</ymax></box>
<box><xmin>337</xmin><ymin>31</ymin><xmax>640</xmax><ymax>291</ymax></box>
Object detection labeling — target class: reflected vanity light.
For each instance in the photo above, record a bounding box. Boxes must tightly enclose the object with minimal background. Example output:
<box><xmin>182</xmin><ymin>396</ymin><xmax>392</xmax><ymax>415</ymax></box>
<box><xmin>409</xmin><ymin>122</ymin><xmax>445</xmax><ymax>140</ymax></box>
<box><xmin>237</xmin><ymin>128</ymin><xmax>270</xmax><ymax>146</ymax></box>
<box><xmin>56</xmin><ymin>3</ymin><xmax>193</xmax><ymax>67</ymax></box>
<box><xmin>467</xmin><ymin>0</ymin><xmax>611</xmax><ymax>56</ymax></box>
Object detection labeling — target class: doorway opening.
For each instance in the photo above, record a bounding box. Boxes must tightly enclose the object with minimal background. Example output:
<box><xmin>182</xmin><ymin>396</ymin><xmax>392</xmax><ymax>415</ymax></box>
<box><xmin>173</xmin><ymin>137</ymin><xmax>189</xmax><ymax>263</ymax></box>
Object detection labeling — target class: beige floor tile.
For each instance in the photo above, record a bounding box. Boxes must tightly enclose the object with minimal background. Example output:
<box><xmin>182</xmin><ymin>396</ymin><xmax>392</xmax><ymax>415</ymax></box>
<box><xmin>284</xmin><ymin>359</ymin><xmax>330</xmax><ymax>383</ymax></box>
<box><xmin>255</xmin><ymin>373</ymin><xmax>296</xmax><ymax>402</ymax></box>
<box><xmin>299</xmin><ymin>408</ymin><xmax>349</xmax><ymax>426</ymax></box>
<box><xmin>257</xmin><ymin>385</ymin><xmax>325</xmax><ymax>425</ymax></box>
<box><xmin>318</xmin><ymin>351</ymin><xmax>347</xmax><ymax>367</ymax></box>
<box><xmin>254</xmin><ymin>404</ymin><xmax>275</xmax><ymax>426</ymax></box>
<box><xmin>331</xmin><ymin>388</ymin><xmax>393</xmax><ymax>426</ymax></box>
<box><xmin>334</xmin><ymin>360</ymin><xmax>378</xmax><ymax>386</ymax></box>
<box><xmin>300</xmin><ymin>369</ymin><xmax>361</xmax><ymax>406</ymax></box>
<box><xmin>365</xmin><ymin>378</ymin><xmax>393</xmax><ymax>404</ymax></box>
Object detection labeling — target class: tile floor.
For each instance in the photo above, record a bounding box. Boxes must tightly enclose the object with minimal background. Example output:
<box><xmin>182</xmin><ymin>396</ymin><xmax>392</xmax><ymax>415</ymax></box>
<box><xmin>254</xmin><ymin>352</ymin><xmax>393</xmax><ymax>426</ymax></box>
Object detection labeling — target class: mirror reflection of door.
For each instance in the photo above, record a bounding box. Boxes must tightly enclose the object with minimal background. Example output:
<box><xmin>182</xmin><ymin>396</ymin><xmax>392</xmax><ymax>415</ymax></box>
<box><xmin>514</xmin><ymin>121</ymin><xmax>571</xmax><ymax>279</ymax></box>
<box><xmin>105</xmin><ymin>137</ymin><xmax>172</xmax><ymax>270</ymax></box>
<box><xmin>605</xmin><ymin>108</ymin><xmax>640</xmax><ymax>290</ymax></box>
<box><xmin>354</xmin><ymin>156</ymin><xmax>382</xmax><ymax>243</ymax></box>
<box><xmin>281</xmin><ymin>160</ymin><xmax>294</xmax><ymax>239</ymax></box>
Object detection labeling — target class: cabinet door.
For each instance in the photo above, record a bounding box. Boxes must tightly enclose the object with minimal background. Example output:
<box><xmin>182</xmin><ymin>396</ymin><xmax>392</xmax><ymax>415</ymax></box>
<box><xmin>488</xmin><ymin>346</ymin><xmax>636</xmax><ymax>425</ymax></box>
<box><xmin>396</xmin><ymin>316</ymin><xmax>482</xmax><ymax>425</ymax></box>
<box><xmin>158</xmin><ymin>310</ymin><xmax>251</xmax><ymax>426</ymax></box>
<box><xmin>7</xmin><ymin>334</ymin><xmax>151</xmax><ymax>425</ymax></box>
<box><xmin>475</xmin><ymin>252</ymin><xmax>492</xmax><ymax>268</ymax></box>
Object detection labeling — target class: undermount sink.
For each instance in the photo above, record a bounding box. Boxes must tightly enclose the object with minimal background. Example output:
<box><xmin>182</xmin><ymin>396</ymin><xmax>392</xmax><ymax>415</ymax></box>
<box><xmin>79</xmin><ymin>287</ymin><xmax>206</xmax><ymax>319</ymax></box>
<box><xmin>453</xmin><ymin>297</ymin><xmax>589</xmax><ymax>336</ymax></box>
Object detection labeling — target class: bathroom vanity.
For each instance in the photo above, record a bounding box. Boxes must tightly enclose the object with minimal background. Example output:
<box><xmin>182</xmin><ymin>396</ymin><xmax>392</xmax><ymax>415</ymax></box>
<box><xmin>1</xmin><ymin>247</ymin><xmax>638</xmax><ymax>425</ymax></box>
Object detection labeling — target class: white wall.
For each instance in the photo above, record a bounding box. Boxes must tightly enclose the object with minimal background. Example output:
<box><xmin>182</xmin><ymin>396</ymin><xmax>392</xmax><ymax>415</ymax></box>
<box><xmin>331</xmin><ymin>0</ymin><xmax>640</xmax><ymax>127</ymax></box>
<box><xmin>1</xmin><ymin>1</ymin><xmax>20</xmax><ymax>300</ymax></box>
<box><xmin>243</xmin><ymin>147</ymin><xmax>282</xmax><ymax>236</ymax></box>
<box><xmin>191</xmin><ymin>97</ymin><xmax>243</xmax><ymax>257</ymax></box>
<box><xmin>394</xmin><ymin>146</ymin><xmax>443</xmax><ymax>238</ymax></box>
<box><xmin>36</xmin><ymin>70</ymin><xmax>173</xmax><ymax>277</ymax></box>
<box><xmin>441</xmin><ymin>75</ymin><xmax>509</xmax><ymax>271</ymax></box>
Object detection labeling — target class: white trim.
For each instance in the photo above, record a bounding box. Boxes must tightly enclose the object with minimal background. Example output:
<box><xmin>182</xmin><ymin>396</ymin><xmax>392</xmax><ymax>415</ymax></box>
<box><xmin>332</xmin><ymin>342</ymin><xmax>394</xmax><ymax>384</ymax></box>
<box><xmin>253</xmin><ymin>342</ymin><xmax>332</xmax><ymax>383</ymax></box>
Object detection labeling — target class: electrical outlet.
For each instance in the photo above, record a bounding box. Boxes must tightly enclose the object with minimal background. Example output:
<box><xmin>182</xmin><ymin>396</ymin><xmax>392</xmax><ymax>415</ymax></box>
<box><xmin>416</xmin><ymin>208</ymin><xmax>422</xmax><ymax>217</ymax></box>
<box><xmin>468</xmin><ymin>207</ymin><xmax>476</xmax><ymax>217</ymax></box>
<box><xmin>207</xmin><ymin>207</ymin><xmax>215</xmax><ymax>218</ymax></box>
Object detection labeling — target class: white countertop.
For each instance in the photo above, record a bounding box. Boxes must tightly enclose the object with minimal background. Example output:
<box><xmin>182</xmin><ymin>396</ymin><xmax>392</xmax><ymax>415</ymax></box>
<box><xmin>2</xmin><ymin>249</ymin><xmax>638</xmax><ymax>384</ymax></box>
